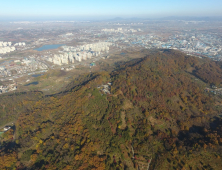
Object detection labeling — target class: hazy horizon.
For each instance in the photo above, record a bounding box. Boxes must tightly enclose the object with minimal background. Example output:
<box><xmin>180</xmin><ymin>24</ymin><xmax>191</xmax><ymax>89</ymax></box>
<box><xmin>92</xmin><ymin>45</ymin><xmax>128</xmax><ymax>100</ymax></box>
<box><xmin>1</xmin><ymin>0</ymin><xmax>222</xmax><ymax>21</ymax></box>
<box><xmin>1</xmin><ymin>15</ymin><xmax>222</xmax><ymax>22</ymax></box>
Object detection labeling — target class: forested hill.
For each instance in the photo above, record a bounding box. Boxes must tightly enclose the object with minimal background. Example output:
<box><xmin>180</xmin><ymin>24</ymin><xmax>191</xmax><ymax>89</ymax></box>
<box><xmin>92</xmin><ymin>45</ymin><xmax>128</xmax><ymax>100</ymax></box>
<box><xmin>1</xmin><ymin>49</ymin><xmax>222</xmax><ymax>170</ymax></box>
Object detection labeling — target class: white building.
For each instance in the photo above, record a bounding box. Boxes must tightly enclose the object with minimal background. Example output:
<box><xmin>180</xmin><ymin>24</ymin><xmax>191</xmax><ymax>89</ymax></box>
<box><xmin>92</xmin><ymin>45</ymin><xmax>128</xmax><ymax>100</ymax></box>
<box><xmin>4</xmin><ymin>126</ymin><xmax>11</xmax><ymax>131</ymax></box>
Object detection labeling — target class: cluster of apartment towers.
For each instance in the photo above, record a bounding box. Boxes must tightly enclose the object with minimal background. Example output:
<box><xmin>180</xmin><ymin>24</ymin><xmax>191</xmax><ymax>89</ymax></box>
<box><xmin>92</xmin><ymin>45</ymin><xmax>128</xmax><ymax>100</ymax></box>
<box><xmin>0</xmin><ymin>41</ymin><xmax>26</xmax><ymax>54</ymax></box>
<box><xmin>48</xmin><ymin>42</ymin><xmax>112</xmax><ymax>65</ymax></box>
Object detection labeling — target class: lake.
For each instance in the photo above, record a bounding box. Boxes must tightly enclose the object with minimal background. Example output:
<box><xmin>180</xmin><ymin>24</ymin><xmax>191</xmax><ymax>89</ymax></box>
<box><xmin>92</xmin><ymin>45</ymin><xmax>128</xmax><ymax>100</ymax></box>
<box><xmin>34</xmin><ymin>44</ymin><xmax>65</xmax><ymax>51</ymax></box>
<box><xmin>25</xmin><ymin>81</ymin><xmax>39</xmax><ymax>86</ymax></box>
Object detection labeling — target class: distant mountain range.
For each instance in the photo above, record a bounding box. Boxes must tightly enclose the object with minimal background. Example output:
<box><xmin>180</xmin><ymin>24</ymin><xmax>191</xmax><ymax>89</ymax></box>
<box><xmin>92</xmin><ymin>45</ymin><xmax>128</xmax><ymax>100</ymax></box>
<box><xmin>103</xmin><ymin>16</ymin><xmax>222</xmax><ymax>22</ymax></box>
<box><xmin>160</xmin><ymin>16</ymin><xmax>222</xmax><ymax>21</ymax></box>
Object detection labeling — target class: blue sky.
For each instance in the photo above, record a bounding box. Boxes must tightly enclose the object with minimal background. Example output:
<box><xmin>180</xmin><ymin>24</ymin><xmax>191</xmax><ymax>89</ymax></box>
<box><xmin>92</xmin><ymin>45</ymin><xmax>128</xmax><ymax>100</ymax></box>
<box><xmin>1</xmin><ymin>0</ymin><xmax>222</xmax><ymax>20</ymax></box>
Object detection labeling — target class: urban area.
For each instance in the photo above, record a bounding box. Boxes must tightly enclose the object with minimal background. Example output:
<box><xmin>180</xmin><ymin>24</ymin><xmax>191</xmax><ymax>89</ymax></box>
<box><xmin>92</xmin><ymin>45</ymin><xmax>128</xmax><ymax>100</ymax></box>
<box><xmin>0</xmin><ymin>19</ymin><xmax>222</xmax><ymax>94</ymax></box>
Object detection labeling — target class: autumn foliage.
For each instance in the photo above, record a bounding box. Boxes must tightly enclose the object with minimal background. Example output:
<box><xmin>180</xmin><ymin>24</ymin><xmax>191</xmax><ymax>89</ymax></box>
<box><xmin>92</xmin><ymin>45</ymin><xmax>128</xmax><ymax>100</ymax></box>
<box><xmin>1</xmin><ymin>49</ymin><xmax>222</xmax><ymax>169</ymax></box>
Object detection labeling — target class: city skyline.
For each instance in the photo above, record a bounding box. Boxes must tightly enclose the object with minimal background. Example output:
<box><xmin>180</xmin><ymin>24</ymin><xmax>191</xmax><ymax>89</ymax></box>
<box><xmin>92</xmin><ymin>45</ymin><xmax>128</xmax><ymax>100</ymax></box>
<box><xmin>1</xmin><ymin>0</ymin><xmax>222</xmax><ymax>21</ymax></box>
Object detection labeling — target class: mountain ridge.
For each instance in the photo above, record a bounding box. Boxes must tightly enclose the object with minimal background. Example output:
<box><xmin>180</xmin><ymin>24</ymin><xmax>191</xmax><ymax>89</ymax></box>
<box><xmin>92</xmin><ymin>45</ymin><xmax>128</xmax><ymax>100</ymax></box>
<box><xmin>1</xmin><ymin>49</ymin><xmax>222</xmax><ymax>170</ymax></box>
